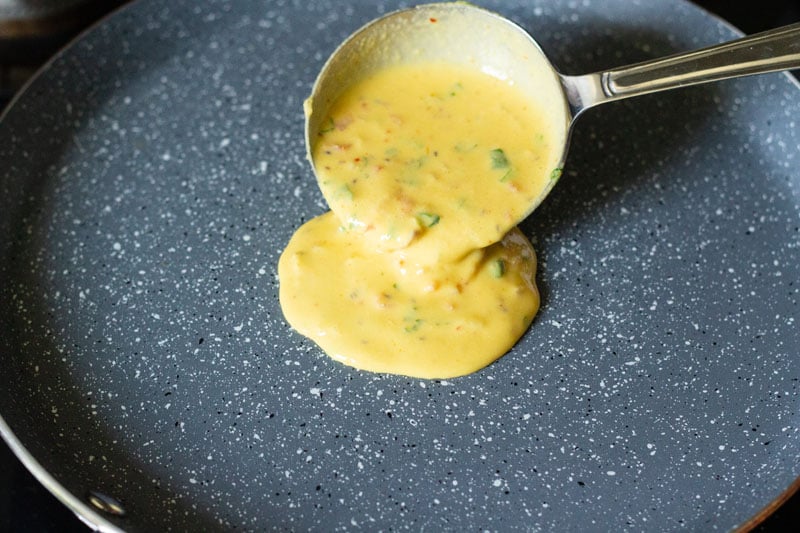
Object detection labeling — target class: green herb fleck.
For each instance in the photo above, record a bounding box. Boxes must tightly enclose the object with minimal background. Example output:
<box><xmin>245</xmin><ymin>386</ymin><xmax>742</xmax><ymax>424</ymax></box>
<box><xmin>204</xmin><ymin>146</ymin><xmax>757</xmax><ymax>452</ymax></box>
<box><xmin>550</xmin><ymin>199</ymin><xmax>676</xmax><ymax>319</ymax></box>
<box><xmin>490</xmin><ymin>148</ymin><xmax>510</xmax><ymax>169</ymax></box>
<box><xmin>490</xmin><ymin>259</ymin><xmax>506</xmax><ymax>278</ymax></box>
<box><xmin>319</xmin><ymin>117</ymin><xmax>335</xmax><ymax>135</ymax></box>
<box><xmin>409</xmin><ymin>156</ymin><xmax>427</xmax><ymax>169</ymax></box>
<box><xmin>417</xmin><ymin>212</ymin><xmax>440</xmax><ymax>228</ymax></box>
<box><xmin>334</xmin><ymin>184</ymin><xmax>353</xmax><ymax>201</ymax></box>
<box><xmin>550</xmin><ymin>167</ymin><xmax>563</xmax><ymax>181</ymax></box>
<box><xmin>404</xmin><ymin>317</ymin><xmax>424</xmax><ymax>333</ymax></box>
<box><xmin>449</xmin><ymin>81</ymin><xmax>464</xmax><ymax>96</ymax></box>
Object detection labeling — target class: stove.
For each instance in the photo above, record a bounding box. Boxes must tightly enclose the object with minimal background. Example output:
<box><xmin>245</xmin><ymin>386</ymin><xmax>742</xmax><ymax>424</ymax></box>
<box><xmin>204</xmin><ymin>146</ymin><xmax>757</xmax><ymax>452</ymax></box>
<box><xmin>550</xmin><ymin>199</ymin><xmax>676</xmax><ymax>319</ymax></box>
<box><xmin>0</xmin><ymin>1</ymin><xmax>798</xmax><ymax>530</ymax></box>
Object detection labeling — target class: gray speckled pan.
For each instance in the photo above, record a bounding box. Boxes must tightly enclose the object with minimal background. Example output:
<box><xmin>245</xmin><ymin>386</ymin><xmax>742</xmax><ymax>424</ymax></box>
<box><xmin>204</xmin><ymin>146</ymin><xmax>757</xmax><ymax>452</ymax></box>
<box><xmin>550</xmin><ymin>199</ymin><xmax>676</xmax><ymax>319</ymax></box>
<box><xmin>1</xmin><ymin>0</ymin><xmax>798</xmax><ymax>531</ymax></box>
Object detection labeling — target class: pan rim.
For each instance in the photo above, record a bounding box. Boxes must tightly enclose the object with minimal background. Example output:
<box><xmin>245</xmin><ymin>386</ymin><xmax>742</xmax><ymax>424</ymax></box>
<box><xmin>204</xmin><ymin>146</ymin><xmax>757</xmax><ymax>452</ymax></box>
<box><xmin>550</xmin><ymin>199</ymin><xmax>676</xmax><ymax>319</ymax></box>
<box><xmin>0</xmin><ymin>0</ymin><xmax>798</xmax><ymax>530</ymax></box>
<box><xmin>0</xmin><ymin>0</ymin><xmax>139</xmax><ymax>530</ymax></box>
<box><xmin>0</xmin><ymin>414</ymin><xmax>123</xmax><ymax>532</ymax></box>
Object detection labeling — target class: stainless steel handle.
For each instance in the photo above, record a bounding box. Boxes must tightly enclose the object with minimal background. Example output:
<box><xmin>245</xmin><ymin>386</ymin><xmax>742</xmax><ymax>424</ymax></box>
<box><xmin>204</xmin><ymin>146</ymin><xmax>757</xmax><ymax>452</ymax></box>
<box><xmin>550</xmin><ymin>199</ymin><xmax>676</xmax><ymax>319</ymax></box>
<box><xmin>561</xmin><ymin>22</ymin><xmax>800</xmax><ymax>117</ymax></box>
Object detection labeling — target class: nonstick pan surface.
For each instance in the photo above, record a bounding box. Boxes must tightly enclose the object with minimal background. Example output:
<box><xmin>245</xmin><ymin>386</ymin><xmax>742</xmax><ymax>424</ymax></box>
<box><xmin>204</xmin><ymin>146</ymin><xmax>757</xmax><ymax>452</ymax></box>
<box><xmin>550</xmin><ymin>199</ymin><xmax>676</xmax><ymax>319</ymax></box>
<box><xmin>1</xmin><ymin>0</ymin><xmax>799</xmax><ymax>530</ymax></box>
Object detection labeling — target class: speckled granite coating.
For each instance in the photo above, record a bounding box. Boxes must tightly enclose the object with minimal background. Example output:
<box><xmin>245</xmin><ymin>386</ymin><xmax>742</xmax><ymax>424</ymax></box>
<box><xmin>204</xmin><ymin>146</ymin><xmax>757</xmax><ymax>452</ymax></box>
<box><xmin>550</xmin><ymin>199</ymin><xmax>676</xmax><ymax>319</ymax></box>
<box><xmin>0</xmin><ymin>0</ymin><xmax>798</xmax><ymax>531</ymax></box>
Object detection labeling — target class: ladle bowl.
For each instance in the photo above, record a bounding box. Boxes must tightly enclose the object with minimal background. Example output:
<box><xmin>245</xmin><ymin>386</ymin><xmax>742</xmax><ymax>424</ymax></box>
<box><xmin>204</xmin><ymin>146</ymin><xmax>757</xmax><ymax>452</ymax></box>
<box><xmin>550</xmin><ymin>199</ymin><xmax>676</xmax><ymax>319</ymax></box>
<box><xmin>305</xmin><ymin>2</ymin><xmax>800</xmax><ymax>217</ymax></box>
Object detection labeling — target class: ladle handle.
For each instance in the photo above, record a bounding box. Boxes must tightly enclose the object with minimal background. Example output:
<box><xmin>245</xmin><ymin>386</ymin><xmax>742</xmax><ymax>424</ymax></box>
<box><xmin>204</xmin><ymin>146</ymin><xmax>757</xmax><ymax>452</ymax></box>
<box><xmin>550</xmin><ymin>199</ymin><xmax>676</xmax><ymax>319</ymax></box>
<box><xmin>561</xmin><ymin>22</ymin><xmax>800</xmax><ymax>117</ymax></box>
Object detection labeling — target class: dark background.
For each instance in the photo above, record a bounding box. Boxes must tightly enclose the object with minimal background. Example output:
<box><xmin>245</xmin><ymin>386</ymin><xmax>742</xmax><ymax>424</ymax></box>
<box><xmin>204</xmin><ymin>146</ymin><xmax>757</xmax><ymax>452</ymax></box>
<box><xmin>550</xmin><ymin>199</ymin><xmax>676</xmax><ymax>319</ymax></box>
<box><xmin>1</xmin><ymin>0</ymin><xmax>798</xmax><ymax>531</ymax></box>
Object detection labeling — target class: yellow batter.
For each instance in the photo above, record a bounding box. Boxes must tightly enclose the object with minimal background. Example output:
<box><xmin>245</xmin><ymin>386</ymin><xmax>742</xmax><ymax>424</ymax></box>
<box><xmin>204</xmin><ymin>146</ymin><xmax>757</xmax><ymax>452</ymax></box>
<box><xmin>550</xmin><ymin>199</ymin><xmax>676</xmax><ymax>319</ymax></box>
<box><xmin>311</xmin><ymin>63</ymin><xmax>556</xmax><ymax>262</ymax></box>
<box><xmin>279</xmin><ymin>62</ymin><xmax>558</xmax><ymax>379</ymax></box>
<box><xmin>279</xmin><ymin>213</ymin><xmax>538</xmax><ymax>378</ymax></box>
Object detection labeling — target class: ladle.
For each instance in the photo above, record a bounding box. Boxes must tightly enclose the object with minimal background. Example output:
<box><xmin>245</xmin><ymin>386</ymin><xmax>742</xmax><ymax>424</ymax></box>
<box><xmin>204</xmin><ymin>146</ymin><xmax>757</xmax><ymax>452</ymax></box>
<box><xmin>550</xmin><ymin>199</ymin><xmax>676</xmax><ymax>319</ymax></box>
<box><xmin>305</xmin><ymin>2</ymin><xmax>800</xmax><ymax>220</ymax></box>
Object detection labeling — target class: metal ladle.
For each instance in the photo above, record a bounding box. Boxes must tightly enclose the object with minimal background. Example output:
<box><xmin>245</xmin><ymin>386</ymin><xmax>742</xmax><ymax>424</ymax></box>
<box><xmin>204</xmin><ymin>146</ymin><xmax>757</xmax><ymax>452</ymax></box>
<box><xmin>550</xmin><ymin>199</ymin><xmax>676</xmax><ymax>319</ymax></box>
<box><xmin>305</xmin><ymin>3</ymin><xmax>800</xmax><ymax>218</ymax></box>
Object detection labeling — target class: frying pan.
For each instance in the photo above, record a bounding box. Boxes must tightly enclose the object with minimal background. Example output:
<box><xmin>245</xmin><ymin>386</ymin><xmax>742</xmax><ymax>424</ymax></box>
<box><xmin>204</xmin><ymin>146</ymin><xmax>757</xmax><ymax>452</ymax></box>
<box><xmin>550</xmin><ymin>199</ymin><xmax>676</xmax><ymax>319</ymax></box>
<box><xmin>1</xmin><ymin>0</ymin><xmax>799</xmax><ymax>530</ymax></box>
